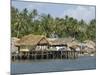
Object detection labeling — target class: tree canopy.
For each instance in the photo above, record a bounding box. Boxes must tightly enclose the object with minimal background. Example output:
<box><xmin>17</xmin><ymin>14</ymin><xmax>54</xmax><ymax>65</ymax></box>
<box><xmin>11</xmin><ymin>6</ymin><xmax>96</xmax><ymax>42</ymax></box>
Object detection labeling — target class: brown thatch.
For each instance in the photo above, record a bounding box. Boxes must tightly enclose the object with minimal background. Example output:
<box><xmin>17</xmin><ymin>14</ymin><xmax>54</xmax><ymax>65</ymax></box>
<box><xmin>11</xmin><ymin>37</ymin><xmax>20</xmax><ymax>44</ymax></box>
<box><xmin>16</xmin><ymin>34</ymin><xmax>49</xmax><ymax>46</ymax></box>
<box><xmin>67</xmin><ymin>41</ymin><xmax>80</xmax><ymax>47</ymax></box>
<box><xmin>80</xmin><ymin>40</ymin><xmax>96</xmax><ymax>53</ymax></box>
<box><xmin>48</xmin><ymin>37</ymin><xmax>78</xmax><ymax>46</ymax></box>
<box><xmin>70</xmin><ymin>45</ymin><xmax>80</xmax><ymax>49</ymax></box>
<box><xmin>48</xmin><ymin>39</ymin><xmax>65</xmax><ymax>46</ymax></box>
<box><xmin>48</xmin><ymin>38</ymin><xmax>71</xmax><ymax>46</ymax></box>
<box><xmin>84</xmin><ymin>40</ymin><xmax>96</xmax><ymax>48</ymax></box>
<box><xmin>83</xmin><ymin>47</ymin><xmax>95</xmax><ymax>53</ymax></box>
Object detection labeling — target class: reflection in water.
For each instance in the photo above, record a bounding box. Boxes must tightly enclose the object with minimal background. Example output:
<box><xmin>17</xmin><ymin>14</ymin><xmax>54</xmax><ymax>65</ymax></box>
<box><xmin>11</xmin><ymin>56</ymin><xmax>96</xmax><ymax>74</ymax></box>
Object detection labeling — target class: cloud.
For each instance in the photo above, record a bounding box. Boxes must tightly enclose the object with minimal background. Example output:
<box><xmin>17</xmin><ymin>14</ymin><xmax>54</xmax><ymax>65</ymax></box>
<box><xmin>63</xmin><ymin>6</ymin><xmax>96</xmax><ymax>23</ymax></box>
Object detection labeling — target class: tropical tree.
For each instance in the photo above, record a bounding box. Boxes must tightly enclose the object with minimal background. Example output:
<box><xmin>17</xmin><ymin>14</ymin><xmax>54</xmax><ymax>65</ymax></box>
<box><xmin>11</xmin><ymin>6</ymin><xmax>96</xmax><ymax>42</ymax></box>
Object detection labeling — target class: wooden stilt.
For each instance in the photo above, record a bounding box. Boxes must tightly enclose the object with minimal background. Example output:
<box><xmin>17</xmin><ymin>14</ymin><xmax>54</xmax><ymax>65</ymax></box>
<box><xmin>41</xmin><ymin>51</ymin><xmax>43</xmax><ymax>59</ymax></box>
<box><xmin>35</xmin><ymin>52</ymin><xmax>37</xmax><ymax>60</ymax></box>
<box><xmin>47</xmin><ymin>51</ymin><xmax>48</xmax><ymax>59</ymax></box>
<box><xmin>11</xmin><ymin>50</ymin><xmax>80</xmax><ymax>61</ymax></box>
<box><xmin>61</xmin><ymin>51</ymin><xmax>62</xmax><ymax>59</ymax></box>
<box><xmin>52</xmin><ymin>51</ymin><xmax>54</xmax><ymax>59</ymax></box>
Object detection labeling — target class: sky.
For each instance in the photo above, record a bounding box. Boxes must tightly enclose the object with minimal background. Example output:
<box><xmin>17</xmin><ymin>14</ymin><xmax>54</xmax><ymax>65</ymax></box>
<box><xmin>11</xmin><ymin>0</ymin><xmax>96</xmax><ymax>23</ymax></box>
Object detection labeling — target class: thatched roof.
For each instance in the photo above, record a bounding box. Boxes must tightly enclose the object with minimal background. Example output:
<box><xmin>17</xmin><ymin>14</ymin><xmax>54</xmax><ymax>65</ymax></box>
<box><xmin>83</xmin><ymin>40</ymin><xmax>96</xmax><ymax>49</ymax></box>
<box><xmin>48</xmin><ymin>38</ymin><xmax>71</xmax><ymax>46</ymax></box>
<box><xmin>48</xmin><ymin>37</ymin><xmax>75</xmax><ymax>46</ymax></box>
<box><xmin>70</xmin><ymin>45</ymin><xmax>80</xmax><ymax>49</ymax></box>
<box><xmin>67</xmin><ymin>39</ymin><xmax>80</xmax><ymax>47</ymax></box>
<box><xmin>82</xmin><ymin>47</ymin><xmax>96</xmax><ymax>53</ymax></box>
<box><xmin>79</xmin><ymin>40</ymin><xmax>96</xmax><ymax>53</ymax></box>
<box><xmin>11</xmin><ymin>37</ymin><xmax>20</xmax><ymax>44</ymax></box>
<box><xmin>48</xmin><ymin>39</ymin><xmax>66</xmax><ymax>46</ymax></box>
<box><xmin>16</xmin><ymin>34</ymin><xmax>49</xmax><ymax>46</ymax></box>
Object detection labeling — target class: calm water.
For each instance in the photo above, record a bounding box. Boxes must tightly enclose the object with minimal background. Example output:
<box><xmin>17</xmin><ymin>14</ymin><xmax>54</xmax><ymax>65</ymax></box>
<box><xmin>11</xmin><ymin>56</ymin><xmax>96</xmax><ymax>74</ymax></box>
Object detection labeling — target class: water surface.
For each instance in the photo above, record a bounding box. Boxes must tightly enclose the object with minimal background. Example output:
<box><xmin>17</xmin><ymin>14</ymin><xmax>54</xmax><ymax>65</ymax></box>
<box><xmin>11</xmin><ymin>56</ymin><xmax>96</xmax><ymax>74</ymax></box>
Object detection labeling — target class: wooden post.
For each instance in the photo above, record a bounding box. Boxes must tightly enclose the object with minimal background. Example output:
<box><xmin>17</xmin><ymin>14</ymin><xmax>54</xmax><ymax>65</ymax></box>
<box><xmin>67</xmin><ymin>51</ymin><xmax>68</xmax><ymax>59</ymax></box>
<box><xmin>72</xmin><ymin>51</ymin><xmax>74</xmax><ymax>59</ymax></box>
<box><xmin>47</xmin><ymin>51</ymin><xmax>48</xmax><ymax>59</ymax></box>
<box><xmin>73</xmin><ymin>51</ymin><xmax>75</xmax><ymax>59</ymax></box>
<box><xmin>52</xmin><ymin>51</ymin><xmax>54</xmax><ymax>59</ymax></box>
<box><xmin>71</xmin><ymin>51</ymin><xmax>72</xmax><ymax>59</ymax></box>
<box><xmin>67</xmin><ymin>51</ymin><xmax>69</xmax><ymax>59</ymax></box>
<box><xmin>74</xmin><ymin>51</ymin><xmax>76</xmax><ymax>58</ymax></box>
<box><xmin>68</xmin><ymin>51</ymin><xmax>69</xmax><ymax>59</ymax></box>
<box><xmin>70</xmin><ymin>51</ymin><xmax>71</xmax><ymax>59</ymax></box>
<box><xmin>18</xmin><ymin>53</ymin><xmax>21</xmax><ymax>60</ymax></box>
<box><xmin>13</xmin><ymin>54</ymin><xmax>15</xmax><ymax>61</ymax></box>
<box><xmin>27</xmin><ymin>52</ymin><xmax>29</xmax><ymax>59</ymax></box>
<box><xmin>76</xmin><ymin>51</ymin><xmax>78</xmax><ymax>58</ymax></box>
<box><xmin>71</xmin><ymin>51</ymin><xmax>73</xmax><ymax>59</ymax></box>
<box><xmin>48</xmin><ymin>51</ymin><xmax>49</xmax><ymax>59</ymax></box>
<box><xmin>34</xmin><ymin>52</ymin><xmax>36</xmax><ymax>60</ymax></box>
<box><xmin>18</xmin><ymin>46</ymin><xmax>20</xmax><ymax>53</ymax></box>
<box><xmin>41</xmin><ymin>51</ymin><xmax>43</xmax><ymax>59</ymax></box>
<box><xmin>61</xmin><ymin>51</ymin><xmax>62</xmax><ymax>59</ymax></box>
<box><xmin>65</xmin><ymin>51</ymin><xmax>67</xmax><ymax>59</ymax></box>
<box><xmin>66</xmin><ymin>51</ymin><xmax>68</xmax><ymax>59</ymax></box>
<box><xmin>47</xmin><ymin>51</ymin><xmax>49</xmax><ymax>59</ymax></box>
<box><xmin>68</xmin><ymin>51</ymin><xmax>70</xmax><ymax>59</ymax></box>
<box><xmin>35</xmin><ymin>51</ymin><xmax>37</xmax><ymax>60</ymax></box>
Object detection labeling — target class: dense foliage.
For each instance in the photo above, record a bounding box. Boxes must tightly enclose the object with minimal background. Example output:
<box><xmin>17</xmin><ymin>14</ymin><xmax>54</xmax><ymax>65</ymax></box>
<box><xmin>11</xmin><ymin>6</ymin><xmax>96</xmax><ymax>42</ymax></box>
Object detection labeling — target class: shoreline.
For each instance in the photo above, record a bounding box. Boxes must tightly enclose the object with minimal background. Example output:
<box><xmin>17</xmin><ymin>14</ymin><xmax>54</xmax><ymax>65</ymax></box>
<box><xmin>11</xmin><ymin>55</ymin><xmax>96</xmax><ymax>64</ymax></box>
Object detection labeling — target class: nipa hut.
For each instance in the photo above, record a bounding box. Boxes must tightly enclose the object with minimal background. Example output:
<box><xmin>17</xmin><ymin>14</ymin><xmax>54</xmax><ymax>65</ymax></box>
<box><xmin>48</xmin><ymin>38</ymin><xmax>74</xmax><ymax>51</ymax></box>
<box><xmin>16</xmin><ymin>34</ymin><xmax>50</xmax><ymax>53</ymax></box>
<box><xmin>84</xmin><ymin>40</ymin><xmax>96</xmax><ymax>48</ymax></box>
<box><xmin>83</xmin><ymin>40</ymin><xmax>96</xmax><ymax>53</ymax></box>
<box><xmin>67</xmin><ymin>39</ymin><xmax>81</xmax><ymax>51</ymax></box>
<box><xmin>11</xmin><ymin>37</ymin><xmax>20</xmax><ymax>54</ymax></box>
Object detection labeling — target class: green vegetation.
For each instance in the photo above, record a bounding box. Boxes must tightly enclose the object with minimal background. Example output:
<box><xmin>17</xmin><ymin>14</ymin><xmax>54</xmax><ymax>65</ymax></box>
<box><xmin>11</xmin><ymin>6</ymin><xmax>96</xmax><ymax>42</ymax></box>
